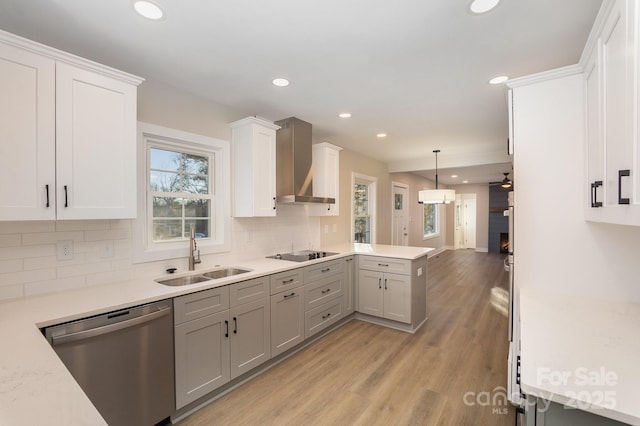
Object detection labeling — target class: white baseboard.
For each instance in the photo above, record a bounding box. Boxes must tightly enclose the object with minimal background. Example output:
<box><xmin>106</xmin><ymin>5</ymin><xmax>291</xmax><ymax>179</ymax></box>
<box><xmin>475</xmin><ymin>247</ymin><xmax>489</xmax><ymax>253</ymax></box>
<box><xmin>427</xmin><ymin>246</ymin><xmax>447</xmax><ymax>257</ymax></box>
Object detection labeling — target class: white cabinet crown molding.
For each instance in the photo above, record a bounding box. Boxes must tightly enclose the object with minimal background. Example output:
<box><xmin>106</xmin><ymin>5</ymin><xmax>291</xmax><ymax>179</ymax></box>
<box><xmin>0</xmin><ymin>29</ymin><xmax>144</xmax><ymax>86</ymax></box>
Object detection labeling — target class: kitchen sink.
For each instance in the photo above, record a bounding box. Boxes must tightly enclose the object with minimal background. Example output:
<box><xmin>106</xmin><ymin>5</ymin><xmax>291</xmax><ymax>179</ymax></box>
<box><xmin>156</xmin><ymin>268</ymin><xmax>252</xmax><ymax>286</ymax></box>
<box><xmin>201</xmin><ymin>268</ymin><xmax>251</xmax><ymax>279</ymax></box>
<box><xmin>157</xmin><ymin>275</ymin><xmax>211</xmax><ymax>286</ymax></box>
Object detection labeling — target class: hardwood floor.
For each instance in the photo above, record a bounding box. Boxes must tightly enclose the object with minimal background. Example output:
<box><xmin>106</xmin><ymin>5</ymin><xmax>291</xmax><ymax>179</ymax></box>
<box><xmin>178</xmin><ymin>250</ymin><xmax>514</xmax><ymax>426</ymax></box>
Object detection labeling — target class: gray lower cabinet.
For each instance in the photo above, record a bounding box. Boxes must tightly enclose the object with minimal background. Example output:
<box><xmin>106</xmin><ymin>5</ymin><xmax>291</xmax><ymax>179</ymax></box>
<box><xmin>343</xmin><ymin>256</ymin><xmax>356</xmax><ymax>315</ymax></box>
<box><xmin>357</xmin><ymin>255</ymin><xmax>427</xmax><ymax>330</ymax></box>
<box><xmin>174</xmin><ymin>308</ymin><xmax>230</xmax><ymax>409</ymax></box>
<box><xmin>270</xmin><ymin>267</ymin><xmax>305</xmax><ymax>357</ymax></box>
<box><xmin>303</xmin><ymin>259</ymin><xmax>344</xmax><ymax>338</ymax></box>
<box><xmin>174</xmin><ymin>277</ymin><xmax>271</xmax><ymax>409</ymax></box>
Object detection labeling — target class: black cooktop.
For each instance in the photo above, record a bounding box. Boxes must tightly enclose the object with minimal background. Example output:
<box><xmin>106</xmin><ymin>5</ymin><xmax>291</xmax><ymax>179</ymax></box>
<box><xmin>266</xmin><ymin>250</ymin><xmax>339</xmax><ymax>262</ymax></box>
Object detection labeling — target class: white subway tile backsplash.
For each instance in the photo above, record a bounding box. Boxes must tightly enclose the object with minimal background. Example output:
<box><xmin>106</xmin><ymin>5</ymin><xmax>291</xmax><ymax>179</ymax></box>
<box><xmin>0</xmin><ymin>234</ymin><xmax>22</xmax><ymax>248</ymax></box>
<box><xmin>22</xmin><ymin>231</ymin><xmax>84</xmax><ymax>246</ymax></box>
<box><xmin>0</xmin><ymin>245</ymin><xmax>56</xmax><ymax>260</ymax></box>
<box><xmin>55</xmin><ymin>220</ymin><xmax>111</xmax><ymax>232</ymax></box>
<box><xmin>3</xmin><ymin>213</ymin><xmax>321</xmax><ymax>300</ymax></box>
<box><xmin>0</xmin><ymin>221</ymin><xmax>55</xmax><ymax>234</ymax></box>
<box><xmin>0</xmin><ymin>259</ymin><xmax>22</xmax><ymax>274</ymax></box>
<box><xmin>23</xmin><ymin>254</ymin><xmax>88</xmax><ymax>271</ymax></box>
<box><xmin>85</xmin><ymin>228</ymin><xmax>130</xmax><ymax>241</ymax></box>
<box><xmin>25</xmin><ymin>276</ymin><xmax>86</xmax><ymax>296</ymax></box>
<box><xmin>0</xmin><ymin>284</ymin><xmax>24</xmax><ymax>301</ymax></box>
<box><xmin>57</xmin><ymin>262</ymin><xmax>111</xmax><ymax>279</ymax></box>
<box><xmin>86</xmin><ymin>269</ymin><xmax>134</xmax><ymax>287</ymax></box>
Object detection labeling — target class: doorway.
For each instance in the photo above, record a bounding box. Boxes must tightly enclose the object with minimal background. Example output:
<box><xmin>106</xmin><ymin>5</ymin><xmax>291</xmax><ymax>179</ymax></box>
<box><xmin>454</xmin><ymin>194</ymin><xmax>476</xmax><ymax>249</ymax></box>
<box><xmin>392</xmin><ymin>183</ymin><xmax>409</xmax><ymax>246</ymax></box>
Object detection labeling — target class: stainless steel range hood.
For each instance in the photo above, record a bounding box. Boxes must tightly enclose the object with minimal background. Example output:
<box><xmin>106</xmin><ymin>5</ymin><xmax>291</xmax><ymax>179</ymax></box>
<box><xmin>274</xmin><ymin>117</ymin><xmax>335</xmax><ymax>204</ymax></box>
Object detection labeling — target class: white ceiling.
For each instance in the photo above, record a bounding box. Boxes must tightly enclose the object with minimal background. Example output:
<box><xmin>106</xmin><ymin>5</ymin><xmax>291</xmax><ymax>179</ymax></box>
<box><xmin>0</xmin><ymin>0</ymin><xmax>602</xmax><ymax>184</ymax></box>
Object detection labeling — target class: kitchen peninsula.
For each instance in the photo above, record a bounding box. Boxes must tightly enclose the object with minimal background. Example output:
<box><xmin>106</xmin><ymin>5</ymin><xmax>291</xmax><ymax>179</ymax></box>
<box><xmin>0</xmin><ymin>244</ymin><xmax>431</xmax><ymax>426</ymax></box>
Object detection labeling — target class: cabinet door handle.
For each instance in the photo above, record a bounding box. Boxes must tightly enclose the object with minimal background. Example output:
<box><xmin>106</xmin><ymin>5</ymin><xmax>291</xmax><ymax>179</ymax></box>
<box><xmin>233</xmin><ymin>317</ymin><xmax>238</xmax><ymax>334</ymax></box>
<box><xmin>225</xmin><ymin>320</ymin><xmax>229</xmax><ymax>338</ymax></box>
<box><xmin>327</xmin><ymin>204</ymin><xmax>331</xmax><ymax>211</ymax></box>
<box><xmin>45</xmin><ymin>185</ymin><xmax>50</xmax><ymax>208</ymax></box>
<box><xmin>618</xmin><ymin>170</ymin><xmax>630</xmax><ymax>205</ymax></box>
<box><xmin>64</xmin><ymin>185</ymin><xmax>68</xmax><ymax>208</ymax></box>
<box><xmin>283</xmin><ymin>278</ymin><xmax>294</xmax><ymax>284</ymax></box>
<box><xmin>378</xmin><ymin>278</ymin><xmax>382</xmax><ymax>289</ymax></box>
<box><xmin>591</xmin><ymin>181</ymin><xmax>603</xmax><ymax>208</ymax></box>
<box><xmin>321</xmin><ymin>268</ymin><xmax>331</xmax><ymax>273</ymax></box>
<box><xmin>322</xmin><ymin>313</ymin><xmax>331</xmax><ymax>320</ymax></box>
<box><xmin>273</xmin><ymin>197</ymin><xmax>276</xmax><ymax>210</ymax></box>
<box><xmin>384</xmin><ymin>278</ymin><xmax>388</xmax><ymax>290</ymax></box>
<box><xmin>284</xmin><ymin>292</ymin><xmax>296</xmax><ymax>299</ymax></box>
<box><xmin>378</xmin><ymin>263</ymin><xmax>389</xmax><ymax>267</ymax></box>
<box><xmin>321</xmin><ymin>288</ymin><xmax>331</xmax><ymax>294</ymax></box>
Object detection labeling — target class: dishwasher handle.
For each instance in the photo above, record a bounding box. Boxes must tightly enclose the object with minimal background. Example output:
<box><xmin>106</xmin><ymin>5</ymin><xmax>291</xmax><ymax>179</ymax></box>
<box><xmin>51</xmin><ymin>306</ymin><xmax>171</xmax><ymax>346</ymax></box>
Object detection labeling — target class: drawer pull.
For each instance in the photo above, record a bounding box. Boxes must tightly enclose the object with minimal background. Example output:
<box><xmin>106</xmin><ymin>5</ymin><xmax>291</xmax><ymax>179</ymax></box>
<box><xmin>322</xmin><ymin>313</ymin><xmax>331</xmax><ymax>320</ymax></box>
<box><xmin>321</xmin><ymin>288</ymin><xmax>331</xmax><ymax>294</ymax></box>
<box><xmin>321</xmin><ymin>268</ymin><xmax>331</xmax><ymax>273</ymax></box>
<box><xmin>283</xmin><ymin>292</ymin><xmax>296</xmax><ymax>299</ymax></box>
<box><xmin>618</xmin><ymin>170</ymin><xmax>630</xmax><ymax>205</ymax></box>
<box><xmin>378</xmin><ymin>263</ymin><xmax>389</xmax><ymax>267</ymax></box>
<box><xmin>283</xmin><ymin>278</ymin><xmax>295</xmax><ymax>284</ymax></box>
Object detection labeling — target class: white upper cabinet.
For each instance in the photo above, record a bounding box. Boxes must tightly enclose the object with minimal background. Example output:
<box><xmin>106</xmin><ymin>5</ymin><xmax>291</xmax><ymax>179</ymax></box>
<box><xmin>56</xmin><ymin>63</ymin><xmax>138</xmax><ymax>219</ymax></box>
<box><xmin>0</xmin><ymin>30</ymin><xmax>143</xmax><ymax>221</ymax></box>
<box><xmin>0</xmin><ymin>41</ymin><xmax>56</xmax><ymax>221</ymax></box>
<box><xmin>584</xmin><ymin>0</ymin><xmax>640</xmax><ymax>225</ymax></box>
<box><xmin>311</xmin><ymin>142</ymin><xmax>342</xmax><ymax>217</ymax></box>
<box><xmin>230</xmin><ymin>117</ymin><xmax>279</xmax><ymax>217</ymax></box>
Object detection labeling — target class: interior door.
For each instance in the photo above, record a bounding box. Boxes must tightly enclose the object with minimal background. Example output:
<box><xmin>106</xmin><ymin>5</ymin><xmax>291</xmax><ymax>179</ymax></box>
<box><xmin>464</xmin><ymin>198</ymin><xmax>477</xmax><ymax>249</ymax></box>
<box><xmin>454</xmin><ymin>196</ymin><xmax>465</xmax><ymax>249</ymax></box>
<box><xmin>392</xmin><ymin>184</ymin><xmax>409</xmax><ymax>246</ymax></box>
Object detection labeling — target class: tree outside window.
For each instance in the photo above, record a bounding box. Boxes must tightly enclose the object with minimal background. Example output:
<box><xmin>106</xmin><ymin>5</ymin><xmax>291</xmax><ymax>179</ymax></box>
<box><xmin>150</xmin><ymin>147</ymin><xmax>213</xmax><ymax>242</ymax></box>
<box><xmin>423</xmin><ymin>203</ymin><xmax>438</xmax><ymax>238</ymax></box>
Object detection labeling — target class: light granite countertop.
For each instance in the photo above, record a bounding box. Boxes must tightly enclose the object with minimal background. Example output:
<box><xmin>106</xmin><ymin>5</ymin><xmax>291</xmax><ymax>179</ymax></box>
<box><xmin>519</xmin><ymin>286</ymin><xmax>640</xmax><ymax>425</ymax></box>
<box><xmin>0</xmin><ymin>244</ymin><xmax>432</xmax><ymax>426</ymax></box>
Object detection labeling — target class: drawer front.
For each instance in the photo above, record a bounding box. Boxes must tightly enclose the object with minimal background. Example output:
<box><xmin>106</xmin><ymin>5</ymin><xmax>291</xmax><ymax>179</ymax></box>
<box><xmin>305</xmin><ymin>295</ymin><xmax>343</xmax><ymax>339</ymax></box>
<box><xmin>270</xmin><ymin>268</ymin><xmax>304</xmax><ymax>295</ymax></box>
<box><xmin>174</xmin><ymin>286</ymin><xmax>230</xmax><ymax>325</ymax></box>
<box><xmin>230</xmin><ymin>276</ymin><xmax>269</xmax><ymax>307</ymax></box>
<box><xmin>304</xmin><ymin>259</ymin><xmax>343</xmax><ymax>282</ymax></box>
<box><xmin>359</xmin><ymin>255</ymin><xmax>410</xmax><ymax>275</ymax></box>
<box><xmin>304</xmin><ymin>274</ymin><xmax>343</xmax><ymax>311</ymax></box>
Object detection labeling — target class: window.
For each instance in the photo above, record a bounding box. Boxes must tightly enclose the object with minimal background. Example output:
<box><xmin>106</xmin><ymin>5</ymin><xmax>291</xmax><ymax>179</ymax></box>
<box><xmin>352</xmin><ymin>173</ymin><xmax>377</xmax><ymax>243</ymax></box>
<box><xmin>134</xmin><ymin>123</ymin><xmax>230</xmax><ymax>263</ymax></box>
<box><xmin>423</xmin><ymin>203</ymin><xmax>439</xmax><ymax>239</ymax></box>
<box><xmin>150</xmin><ymin>148</ymin><xmax>211</xmax><ymax>242</ymax></box>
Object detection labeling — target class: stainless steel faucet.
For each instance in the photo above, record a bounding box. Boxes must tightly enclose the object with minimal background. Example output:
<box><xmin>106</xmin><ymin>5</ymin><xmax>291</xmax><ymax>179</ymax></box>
<box><xmin>188</xmin><ymin>225</ymin><xmax>201</xmax><ymax>271</ymax></box>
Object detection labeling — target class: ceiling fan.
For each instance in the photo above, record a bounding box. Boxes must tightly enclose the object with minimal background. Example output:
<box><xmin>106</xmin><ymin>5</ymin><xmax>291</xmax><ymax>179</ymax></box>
<box><xmin>489</xmin><ymin>172</ymin><xmax>513</xmax><ymax>188</ymax></box>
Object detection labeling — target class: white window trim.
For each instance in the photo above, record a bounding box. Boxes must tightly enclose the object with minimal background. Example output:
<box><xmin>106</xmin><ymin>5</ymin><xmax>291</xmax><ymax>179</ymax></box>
<box><xmin>351</xmin><ymin>172</ymin><xmax>377</xmax><ymax>244</ymax></box>
<box><xmin>133</xmin><ymin>122</ymin><xmax>231</xmax><ymax>263</ymax></box>
<box><xmin>423</xmin><ymin>202</ymin><xmax>441</xmax><ymax>241</ymax></box>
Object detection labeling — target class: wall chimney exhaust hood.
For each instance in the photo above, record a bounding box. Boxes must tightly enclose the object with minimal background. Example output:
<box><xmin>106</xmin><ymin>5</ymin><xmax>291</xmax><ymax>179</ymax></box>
<box><xmin>274</xmin><ymin>117</ymin><xmax>335</xmax><ymax>204</ymax></box>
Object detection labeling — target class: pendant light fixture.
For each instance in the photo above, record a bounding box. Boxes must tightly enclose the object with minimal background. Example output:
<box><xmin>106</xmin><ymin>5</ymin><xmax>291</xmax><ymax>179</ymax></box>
<box><xmin>418</xmin><ymin>150</ymin><xmax>456</xmax><ymax>204</ymax></box>
<box><xmin>501</xmin><ymin>172</ymin><xmax>512</xmax><ymax>188</ymax></box>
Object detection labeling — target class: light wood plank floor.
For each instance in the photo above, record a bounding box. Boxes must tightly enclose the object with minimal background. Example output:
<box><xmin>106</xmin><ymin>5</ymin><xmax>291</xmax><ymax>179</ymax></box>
<box><xmin>178</xmin><ymin>250</ymin><xmax>514</xmax><ymax>426</ymax></box>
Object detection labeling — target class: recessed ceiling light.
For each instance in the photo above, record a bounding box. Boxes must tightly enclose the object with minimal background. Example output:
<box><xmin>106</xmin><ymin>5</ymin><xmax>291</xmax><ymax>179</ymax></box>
<box><xmin>469</xmin><ymin>0</ymin><xmax>501</xmax><ymax>14</ymax></box>
<box><xmin>272</xmin><ymin>78</ymin><xmax>290</xmax><ymax>87</ymax></box>
<box><xmin>489</xmin><ymin>75</ymin><xmax>509</xmax><ymax>85</ymax></box>
<box><xmin>376</xmin><ymin>133</ymin><xmax>387</xmax><ymax>138</ymax></box>
<box><xmin>451</xmin><ymin>175</ymin><xmax>458</xmax><ymax>178</ymax></box>
<box><xmin>133</xmin><ymin>1</ymin><xmax>164</xmax><ymax>20</ymax></box>
<box><xmin>339</xmin><ymin>113</ymin><xmax>352</xmax><ymax>118</ymax></box>
<box><xmin>463</xmin><ymin>180</ymin><xmax>469</xmax><ymax>184</ymax></box>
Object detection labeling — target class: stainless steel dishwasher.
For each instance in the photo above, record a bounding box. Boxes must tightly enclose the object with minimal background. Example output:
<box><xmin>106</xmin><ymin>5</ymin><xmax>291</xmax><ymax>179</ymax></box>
<box><xmin>44</xmin><ymin>299</ymin><xmax>175</xmax><ymax>426</ymax></box>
